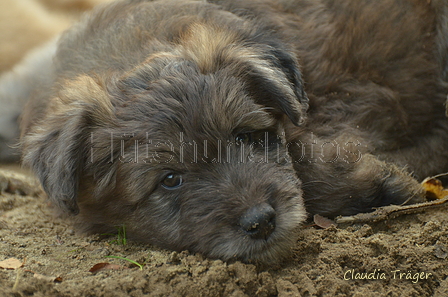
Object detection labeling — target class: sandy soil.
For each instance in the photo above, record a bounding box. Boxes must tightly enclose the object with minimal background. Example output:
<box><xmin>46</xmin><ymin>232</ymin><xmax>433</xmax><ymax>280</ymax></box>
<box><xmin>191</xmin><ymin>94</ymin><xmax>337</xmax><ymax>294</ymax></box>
<box><xmin>0</xmin><ymin>165</ymin><xmax>447</xmax><ymax>297</ymax></box>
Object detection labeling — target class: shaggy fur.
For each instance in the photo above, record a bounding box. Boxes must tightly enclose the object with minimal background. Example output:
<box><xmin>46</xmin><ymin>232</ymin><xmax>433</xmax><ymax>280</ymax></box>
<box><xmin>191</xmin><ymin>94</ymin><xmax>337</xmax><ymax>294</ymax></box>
<box><xmin>5</xmin><ymin>0</ymin><xmax>448</xmax><ymax>264</ymax></box>
<box><xmin>280</xmin><ymin>0</ymin><xmax>448</xmax><ymax>217</ymax></box>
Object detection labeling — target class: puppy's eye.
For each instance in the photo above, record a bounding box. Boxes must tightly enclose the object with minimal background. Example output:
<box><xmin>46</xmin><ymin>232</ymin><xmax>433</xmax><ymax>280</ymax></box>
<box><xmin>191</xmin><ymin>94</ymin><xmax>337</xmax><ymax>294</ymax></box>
<box><xmin>161</xmin><ymin>173</ymin><xmax>183</xmax><ymax>189</ymax></box>
<box><xmin>235</xmin><ymin>133</ymin><xmax>253</xmax><ymax>143</ymax></box>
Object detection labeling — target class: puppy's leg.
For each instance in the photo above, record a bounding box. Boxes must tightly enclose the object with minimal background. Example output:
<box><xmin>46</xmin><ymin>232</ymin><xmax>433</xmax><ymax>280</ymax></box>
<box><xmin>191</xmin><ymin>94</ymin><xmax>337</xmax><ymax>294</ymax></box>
<box><xmin>0</xmin><ymin>38</ymin><xmax>58</xmax><ymax>162</ymax></box>
<box><xmin>286</xmin><ymin>130</ymin><xmax>425</xmax><ymax>218</ymax></box>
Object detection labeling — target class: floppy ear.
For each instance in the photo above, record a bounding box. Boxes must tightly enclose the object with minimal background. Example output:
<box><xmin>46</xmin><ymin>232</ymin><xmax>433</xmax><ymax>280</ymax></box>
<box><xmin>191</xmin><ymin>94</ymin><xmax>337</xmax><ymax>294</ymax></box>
<box><xmin>21</xmin><ymin>75</ymin><xmax>115</xmax><ymax>215</ymax></box>
<box><xmin>242</xmin><ymin>45</ymin><xmax>309</xmax><ymax>126</ymax></box>
<box><xmin>270</xmin><ymin>47</ymin><xmax>309</xmax><ymax>108</ymax></box>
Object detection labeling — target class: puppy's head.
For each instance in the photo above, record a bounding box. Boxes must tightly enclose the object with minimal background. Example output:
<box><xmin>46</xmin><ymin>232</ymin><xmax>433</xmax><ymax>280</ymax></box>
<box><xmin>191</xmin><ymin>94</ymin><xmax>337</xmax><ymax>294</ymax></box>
<box><xmin>22</xmin><ymin>22</ymin><xmax>308</xmax><ymax>264</ymax></box>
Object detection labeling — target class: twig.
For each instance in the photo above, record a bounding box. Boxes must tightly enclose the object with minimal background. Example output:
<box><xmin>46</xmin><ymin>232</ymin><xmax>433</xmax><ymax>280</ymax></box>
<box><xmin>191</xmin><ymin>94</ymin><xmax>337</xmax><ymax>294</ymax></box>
<box><xmin>335</xmin><ymin>196</ymin><xmax>448</xmax><ymax>225</ymax></box>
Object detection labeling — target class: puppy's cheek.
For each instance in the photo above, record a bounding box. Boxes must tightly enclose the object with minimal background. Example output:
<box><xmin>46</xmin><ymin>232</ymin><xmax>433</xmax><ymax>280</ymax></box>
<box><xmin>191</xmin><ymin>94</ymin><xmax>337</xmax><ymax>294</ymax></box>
<box><xmin>116</xmin><ymin>191</ymin><xmax>183</xmax><ymax>247</ymax></box>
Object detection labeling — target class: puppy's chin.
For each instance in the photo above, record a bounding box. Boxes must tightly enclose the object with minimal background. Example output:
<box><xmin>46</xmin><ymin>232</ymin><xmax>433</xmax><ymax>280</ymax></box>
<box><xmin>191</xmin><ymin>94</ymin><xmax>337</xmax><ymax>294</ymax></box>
<box><xmin>72</xmin><ymin>196</ymin><xmax>305</xmax><ymax>266</ymax></box>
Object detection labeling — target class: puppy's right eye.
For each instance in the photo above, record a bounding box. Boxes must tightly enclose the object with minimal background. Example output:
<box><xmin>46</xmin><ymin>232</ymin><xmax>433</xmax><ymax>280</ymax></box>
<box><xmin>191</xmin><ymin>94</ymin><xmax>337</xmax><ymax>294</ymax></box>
<box><xmin>161</xmin><ymin>173</ymin><xmax>183</xmax><ymax>189</ymax></box>
<box><xmin>235</xmin><ymin>133</ymin><xmax>253</xmax><ymax>143</ymax></box>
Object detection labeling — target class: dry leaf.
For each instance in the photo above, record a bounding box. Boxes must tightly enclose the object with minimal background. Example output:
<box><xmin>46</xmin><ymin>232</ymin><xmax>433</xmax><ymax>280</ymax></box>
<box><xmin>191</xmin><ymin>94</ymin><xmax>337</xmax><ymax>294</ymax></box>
<box><xmin>0</xmin><ymin>258</ymin><xmax>23</xmax><ymax>270</ymax></box>
<box><xmin>422</xmin><ymin>177</ymin><xmax>448</xmax><ymax>200</ymax></box>
<box><xmin>89</xmin><ymin>262</ymin><xmax>126</xmax><ymax>273</ymax></box>
<box><xmin>313</xmin><ymin>214</ymin><xmax>337</xmax><ymax>229</ymax></box>
<box><xmin>33</xmin><ymin>273</ymin><xmax>63</xmax><ymax>282</ymax></box>
<box><xmin>434</xmin><ymin>244</ymin><xmax>448</xmax><ymax>259</ymax></box>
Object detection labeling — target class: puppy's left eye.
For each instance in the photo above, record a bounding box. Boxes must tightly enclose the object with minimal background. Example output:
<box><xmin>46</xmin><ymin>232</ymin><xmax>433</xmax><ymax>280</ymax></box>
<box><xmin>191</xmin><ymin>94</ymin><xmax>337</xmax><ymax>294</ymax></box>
<box><xmin>235</xmin><ymin>133</ymin><xmax>253</xmax><ymax>143</ymax></box>
<box><xmin>161</xmin><ymin>173</ymin><xmax>183</xmax><ymax>189</ymax></box>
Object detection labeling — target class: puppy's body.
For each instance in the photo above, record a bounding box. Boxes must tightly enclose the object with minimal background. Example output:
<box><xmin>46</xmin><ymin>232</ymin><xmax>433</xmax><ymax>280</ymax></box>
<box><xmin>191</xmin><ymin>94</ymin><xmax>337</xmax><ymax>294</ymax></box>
<box><xmin>9</xmin><ymin>0</ymin><xmax>448</xmax><ymax>263</ymax></box>
<box><xmin>278</xmin><ymin>0</ymin><xmax>448</xmax><ymax>216</ymax></box>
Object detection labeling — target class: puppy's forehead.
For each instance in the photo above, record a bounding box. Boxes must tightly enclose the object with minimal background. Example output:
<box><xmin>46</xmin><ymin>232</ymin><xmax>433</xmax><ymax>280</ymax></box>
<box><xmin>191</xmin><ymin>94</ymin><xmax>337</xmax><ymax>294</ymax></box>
<box><xmin>148</xmin><ymin>71</ymin><xmax>277</xmax><ymax>138</ymax></box>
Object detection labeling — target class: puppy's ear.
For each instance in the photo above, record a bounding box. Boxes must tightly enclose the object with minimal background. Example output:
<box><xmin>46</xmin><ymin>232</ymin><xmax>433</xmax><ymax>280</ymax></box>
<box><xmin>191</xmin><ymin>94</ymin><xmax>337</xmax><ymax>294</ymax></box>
<box><xmin>243</xmin><ymin>46</ymin><xmax>309</xmax><ymax>126</ymax></box>
<box><xmin>22</xmin><ymin>75</ymin><xmax>115</xmax><ymax>215</ymax></box>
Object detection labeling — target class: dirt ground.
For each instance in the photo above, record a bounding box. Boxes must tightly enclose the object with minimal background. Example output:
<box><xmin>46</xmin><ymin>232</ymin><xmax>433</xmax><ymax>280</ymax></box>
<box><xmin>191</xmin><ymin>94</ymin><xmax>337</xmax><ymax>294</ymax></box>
<box><xmin>0</xmin><ymin>165</ymin><xmax>447</xmax><ymax>297</ymax></box>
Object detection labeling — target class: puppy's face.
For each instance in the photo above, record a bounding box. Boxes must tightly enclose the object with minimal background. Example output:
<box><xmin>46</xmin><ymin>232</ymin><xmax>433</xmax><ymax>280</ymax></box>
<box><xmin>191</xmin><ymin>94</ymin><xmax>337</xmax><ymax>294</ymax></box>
<box><xmin>113</xmin><ymin>62</ymin><xmax>305</xmax><ymax>263</ymax></box>
<box><xmin>22</xmin><ymin>22</ymin><xmax>308</xmax><ymax>264</ymax></box>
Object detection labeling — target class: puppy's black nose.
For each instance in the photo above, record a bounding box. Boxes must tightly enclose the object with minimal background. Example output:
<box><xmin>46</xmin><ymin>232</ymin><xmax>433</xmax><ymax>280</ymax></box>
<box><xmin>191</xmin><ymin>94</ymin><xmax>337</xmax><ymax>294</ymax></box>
<box><xmin>239</xmin><ymin>203</ymin><xmax>276</xmax><ymax>240</ymax></box>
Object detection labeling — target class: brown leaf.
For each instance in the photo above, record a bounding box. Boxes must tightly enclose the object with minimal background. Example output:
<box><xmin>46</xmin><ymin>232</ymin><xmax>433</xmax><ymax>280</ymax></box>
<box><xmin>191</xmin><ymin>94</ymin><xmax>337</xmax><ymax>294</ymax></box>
<box><xmin>89</xmin><ymin>262</ymin><xmax>126</xmax><ymax>273</ymax></box>
<box><xmin>422</xmin><ymin>177</ymin><xmax>448</xmax><ymax>201</ymax></box>
<box><xmin>0</xmin><ymin>258</ymin><xmax>23</xmax><ymax>270</ymax></box>
<box><xmin>313</xmin><ymin>214</ymin><xmax>337</xmax><ymax>229</ymax></box>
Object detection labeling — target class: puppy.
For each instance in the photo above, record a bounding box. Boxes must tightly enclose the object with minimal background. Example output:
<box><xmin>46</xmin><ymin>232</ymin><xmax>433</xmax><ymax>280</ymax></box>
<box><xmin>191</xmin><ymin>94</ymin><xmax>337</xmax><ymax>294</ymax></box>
<box><xmin>6</xmin><ymin>0</ymin><xmax>448</xmax><ymax>264</ymax></box>
<box><xmin>20</xmin><ymin>0</ymin><xmax>309</xmax><ymax>265</ymax></box>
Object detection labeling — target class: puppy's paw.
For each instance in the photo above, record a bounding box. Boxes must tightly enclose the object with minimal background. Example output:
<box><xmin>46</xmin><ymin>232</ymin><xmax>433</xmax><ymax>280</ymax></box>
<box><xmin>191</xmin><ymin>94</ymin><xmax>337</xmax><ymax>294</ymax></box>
<box><xmin>299</xmin><ymin>154</ymin><xmax>426</xmax><ymax>218</ymax></box>
<box><xmin>375</xmin><ymin>163</ymin><xmax>426</xmax><ymax>206</ymax></box>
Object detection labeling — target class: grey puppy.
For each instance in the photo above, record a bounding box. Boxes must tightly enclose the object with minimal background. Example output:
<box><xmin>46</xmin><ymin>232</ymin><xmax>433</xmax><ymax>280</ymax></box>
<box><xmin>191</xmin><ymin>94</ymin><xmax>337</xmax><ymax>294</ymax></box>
<box><xmin>2</xmin><ymin>0</ymin><xmax>447</xmax><ymax>264</ymax></box>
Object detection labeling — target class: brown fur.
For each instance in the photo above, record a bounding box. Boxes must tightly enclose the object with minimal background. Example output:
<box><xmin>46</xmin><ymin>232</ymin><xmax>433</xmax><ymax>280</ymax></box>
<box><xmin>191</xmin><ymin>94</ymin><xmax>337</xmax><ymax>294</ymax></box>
<box><xmin>9</xmin><ymin>0</ymin><xmax>448</xmax><ymax>264</ymax></box>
